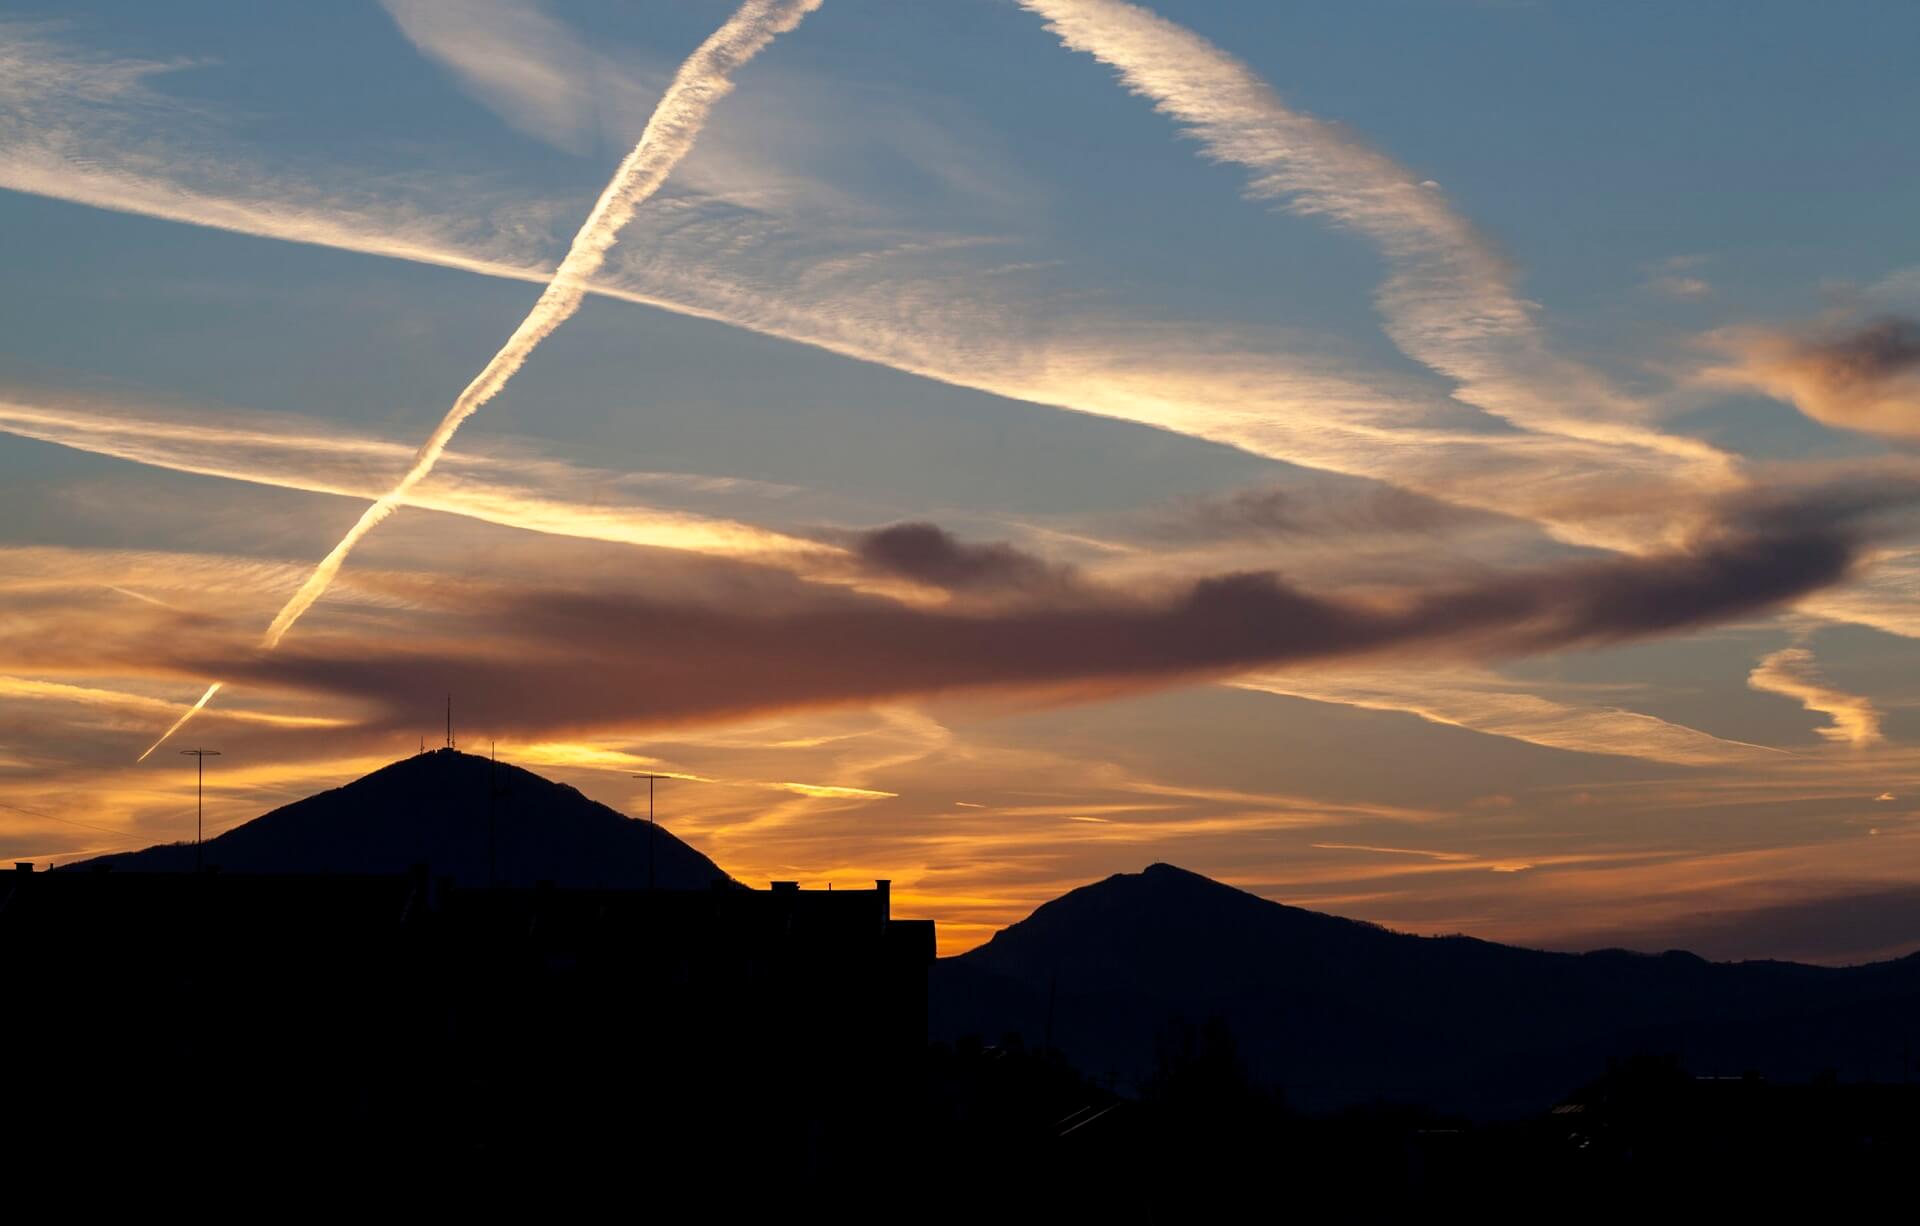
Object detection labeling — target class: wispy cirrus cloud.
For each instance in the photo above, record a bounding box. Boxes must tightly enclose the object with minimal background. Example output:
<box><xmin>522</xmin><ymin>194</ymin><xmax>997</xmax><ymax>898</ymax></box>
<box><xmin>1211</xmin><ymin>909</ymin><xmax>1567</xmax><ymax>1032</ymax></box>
<box><xmin>1802</xmin><ymin>546</ymin><xmax>1920</xmax><ymax>639</ymax></box>
<box><xmin>1236</xmin><ymin>666</ymin><xmax>1788</xmax><ymax>767</ymax></box>
<box><xmin>0</xmin><ymin>18</ymin><xmax>1737</xmax><ymax>561</ymax></box>
<box><xmin>1013</xmin><ymin>0</ymin><xmax>1736</xmax><ymax>509</ymax></box>
<box><xmin>8</xmin><ymin>5</ymin><xmax>1920</xmax><ymax>969</ymax></box>
<box><xmin>380</xmin><ymin>0</ymin><xmax>632</xmax><ymax>154</ymax></box>
<box><xmin>100</xmin><ymin>0</ymin><xmax>823</xmax><ymax>758</ymax></box>
<box><xmin>0</xmin><ymin>675</ymin><xmax>343</xmax><ymax>731</ymax></box>
<box><xmin>1748</xmin><ymin>642</ymin><xmax>1884</xmax><ymax>748</ymax></box>
<box><xmin>0</xmin><ymin>396</ymin><xmax>835</xmax><ymax>562</ymax></box>
<box><xmin>1644</xmin><ymin>255</ymin><xmax>1713</xmax><ymax>300</ymax></box>
<box><xmin>245</xmin><ymin>0</ymin><xmax>825</xmax><ymax>655</ymax></box>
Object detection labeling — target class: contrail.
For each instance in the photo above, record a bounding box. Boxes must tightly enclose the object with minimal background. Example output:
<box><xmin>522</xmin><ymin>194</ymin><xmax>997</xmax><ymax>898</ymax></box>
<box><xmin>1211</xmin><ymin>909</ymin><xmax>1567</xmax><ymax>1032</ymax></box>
<box><xmin>139</xmin><ymin>682</ymin><xmax>224</xmax><ymax>761</ymax></box>
<box><xmin>1014</xmin><ymin>0</ymin><xmax>1732</xmax><ymax>484</ymax></box>
<box><xmin>138</xmin><ymin>0</ymin><xmax>823</xmax><ymax>761</ymax></box>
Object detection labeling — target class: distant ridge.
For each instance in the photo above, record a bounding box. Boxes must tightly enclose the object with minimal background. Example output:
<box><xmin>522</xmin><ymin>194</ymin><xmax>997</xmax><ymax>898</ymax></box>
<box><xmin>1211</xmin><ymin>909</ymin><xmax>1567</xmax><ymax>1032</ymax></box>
<box><xmin>66</xmin><ymin>749</ymin><xmax>731</xmax><ymax>890</ymax></box>
<box><xmin>933</xmin><ymin>863</ymin><xmax>1920</xmax><ymax>1116</ymax></box>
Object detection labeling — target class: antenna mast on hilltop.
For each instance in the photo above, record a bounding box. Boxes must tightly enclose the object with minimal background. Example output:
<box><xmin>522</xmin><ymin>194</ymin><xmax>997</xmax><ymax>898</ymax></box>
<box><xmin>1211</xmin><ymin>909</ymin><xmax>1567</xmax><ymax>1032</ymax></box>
<box><xmin>632</xmin><ymin>774</ymin><xmax>670</xmax><ymax>892</ymax></box>
<box><xmin>179</xmin><ymin>748</ymin><xmax>221</xmax><ymax>873</ymax></box>
<box><xmin>489</xmin><ymin>739</ymin><xmax>499</xmax><ymax>887</ymax></box>
<box><xmin>445</xmin><ymin>694</ymin><xmax>454</xmax><ymax>751</ymax></box>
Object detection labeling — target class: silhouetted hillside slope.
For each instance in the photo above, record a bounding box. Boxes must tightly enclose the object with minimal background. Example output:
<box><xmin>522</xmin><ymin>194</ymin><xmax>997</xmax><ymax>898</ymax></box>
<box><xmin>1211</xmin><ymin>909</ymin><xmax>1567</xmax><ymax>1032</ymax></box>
<box><xmin>66</xmin><ymin>749</ymin><xmax>730</xmax><ymax>889</ymax></box>
<box><xmin>932</xmin><ymin>864</ymin><xmax>1920</xmax><ymax>1116</ymax></box>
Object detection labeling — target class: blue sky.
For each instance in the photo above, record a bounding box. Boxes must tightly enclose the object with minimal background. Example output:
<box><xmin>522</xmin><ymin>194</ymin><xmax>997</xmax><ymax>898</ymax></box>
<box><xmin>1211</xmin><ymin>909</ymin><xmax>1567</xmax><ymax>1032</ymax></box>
<box><xmin>4</xmin><ymin>0</ymin><xmax>1920</xmax><ymax>959</ymax></box>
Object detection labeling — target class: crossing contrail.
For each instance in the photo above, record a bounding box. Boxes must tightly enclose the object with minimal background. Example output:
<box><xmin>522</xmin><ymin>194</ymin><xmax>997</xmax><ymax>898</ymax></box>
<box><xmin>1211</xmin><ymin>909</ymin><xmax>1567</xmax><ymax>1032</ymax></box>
<box><xmin>138</xmin><ymin>0</ymin><xmax>823</xmax><ymax>762</ymax></box>
<box><xmin>139</xmin><ymin>682</ymin><xmax>225</xmax><ymax>761</ymax></box>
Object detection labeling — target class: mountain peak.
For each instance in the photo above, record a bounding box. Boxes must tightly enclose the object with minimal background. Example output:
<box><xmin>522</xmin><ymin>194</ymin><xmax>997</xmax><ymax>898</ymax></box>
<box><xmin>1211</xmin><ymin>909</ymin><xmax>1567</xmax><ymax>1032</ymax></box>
<box><xmin>1137</xmin><ymin>861</ymin><xmax>1228</xmax><ymax>887</ymax></box>
<box><xmin>1139</xmin><ymin>860</ymin><xmax>1199</xmax><ymax>877</ymax></box>
<box><xmin>67</xmin><ymin>751</ymin><xmax>731</xmax><ymax>889</ymax></box>
<box><xmin>935</xmin><ymin>864</ymin><xmax>1920</xmax><ymax>1116</ymax></box>
<box><xmin>958</xmin><ymin>862</ymin><xmax>1398</xmax><ymax>996</ymax></box>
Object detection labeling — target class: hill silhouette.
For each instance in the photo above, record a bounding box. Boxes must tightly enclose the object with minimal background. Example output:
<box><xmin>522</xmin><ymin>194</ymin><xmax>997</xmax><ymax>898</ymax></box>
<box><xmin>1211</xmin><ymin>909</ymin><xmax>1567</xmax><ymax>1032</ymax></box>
<box><xmin>932</xmin><ymin>863</ymin><xmax>1920</xmax><ymax>1115</ymax></box>
<box><xmin>66</xmin><ymin>748</ymin><xmax>730</xmax><ymax>889</ymax></box>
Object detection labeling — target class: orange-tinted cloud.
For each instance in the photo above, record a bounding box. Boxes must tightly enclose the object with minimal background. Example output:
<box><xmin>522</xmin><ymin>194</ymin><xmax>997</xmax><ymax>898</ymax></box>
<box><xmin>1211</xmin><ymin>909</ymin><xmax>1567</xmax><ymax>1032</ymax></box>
<box><xmin>1747</xmin><ymin>644</ymin><xmax>1884</xmax><ymax>748</ymax></box>
<box><xmin>177</xmin><ymin>506</ymin><xmax>1863</xmax><ymax>741</ymax></box>
<box><xmin>1717</xmin><ymin>316</ymin><xmax>1920</xmax><ymax>441</ymax></box>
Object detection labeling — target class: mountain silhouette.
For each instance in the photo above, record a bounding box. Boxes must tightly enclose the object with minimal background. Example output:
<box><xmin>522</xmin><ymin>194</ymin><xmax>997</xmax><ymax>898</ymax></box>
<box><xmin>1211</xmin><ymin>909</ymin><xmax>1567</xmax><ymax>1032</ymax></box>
<box><xmin>66</xmin><ymin>748</ymin><xmax>730</xmax><ymax>889</ymax></box>
<box><xmin>931</xmin><ymin>863</ymin><xmax>1920</xmax><ymax>1115</ymax></box>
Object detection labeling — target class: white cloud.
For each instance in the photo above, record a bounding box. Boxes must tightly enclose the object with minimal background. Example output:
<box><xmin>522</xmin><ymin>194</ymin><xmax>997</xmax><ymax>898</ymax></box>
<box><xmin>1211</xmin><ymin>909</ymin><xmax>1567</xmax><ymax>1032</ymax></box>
<box><xmin>0</xmin><ymin>395</ymin><xmax>835</xmax><ymax>562</ymax></box>
<box><xmin>1237</xmin><ymin>666</ymin><xmax>1788</xmax><ymax>766</ymax></box>
<box><xmin>0</xmin><ymin>15</ymin><xmax>1796</xmax><ymax>568</ymax></box>
<box><xmin>1015</xmin><ymin>0</ymin><xmax>1736</xmax><ymax>510</ymax></box>
<box><xmin>380</xmin><ymin>0</ymin><xmax>618</xmax><ymax>153</ymax></box>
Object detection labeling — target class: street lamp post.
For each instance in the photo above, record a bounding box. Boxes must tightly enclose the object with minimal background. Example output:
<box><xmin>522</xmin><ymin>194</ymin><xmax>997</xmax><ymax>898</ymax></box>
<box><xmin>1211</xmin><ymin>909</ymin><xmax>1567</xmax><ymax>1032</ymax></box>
<box><xmin>631</xmin><ymin>774</ymin><xmax>669</xmax><ymax>892</ymax></box>
<box><xmin>180</xmin><ymin>748</ymin><xmax>221</xmax><ymax>873</ymax></box>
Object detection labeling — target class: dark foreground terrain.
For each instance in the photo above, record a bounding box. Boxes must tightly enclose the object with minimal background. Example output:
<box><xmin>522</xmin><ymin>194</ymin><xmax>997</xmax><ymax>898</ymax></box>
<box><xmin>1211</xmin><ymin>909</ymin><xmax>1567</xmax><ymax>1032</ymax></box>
<box><xmin>933</xmin><ymin>863</ymin><xmax>1920</xmax><ymax>1116</ymax></box>
<box><xmin>12</xmin><ymin>759</ymin><xmax>1920</xmax><ymax>1214</ymax></box>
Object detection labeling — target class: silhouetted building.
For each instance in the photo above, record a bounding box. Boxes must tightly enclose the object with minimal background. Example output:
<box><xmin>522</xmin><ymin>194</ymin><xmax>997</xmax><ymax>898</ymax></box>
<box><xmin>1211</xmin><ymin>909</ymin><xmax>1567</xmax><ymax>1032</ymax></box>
<box><xmin>1</xmin><ymin>865</ymin><xmax>933</xmax><ymax>1191</ymax></box>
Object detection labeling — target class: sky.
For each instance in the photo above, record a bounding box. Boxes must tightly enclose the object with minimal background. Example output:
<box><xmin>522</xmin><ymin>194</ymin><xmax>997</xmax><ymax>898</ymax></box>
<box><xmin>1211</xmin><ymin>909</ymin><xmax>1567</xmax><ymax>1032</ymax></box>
<box><xmin>5</xmin><ymin>0</ymin><xmax>1920</xmax><ymax>962</ymax></box>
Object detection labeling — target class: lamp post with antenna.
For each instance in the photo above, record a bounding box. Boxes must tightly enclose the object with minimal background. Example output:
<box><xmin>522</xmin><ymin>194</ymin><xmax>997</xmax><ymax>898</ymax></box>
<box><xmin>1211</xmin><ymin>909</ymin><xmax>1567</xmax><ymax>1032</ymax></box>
<box><xmin>631</xmin><ymin>774</ymin><xmax>670</xmax><ymax>892</ymax></box>
<box><xmin>180</xmin><ymin>748</ymin><xmax>221</xmax><ymax>873</ymax></box>
<box><xmin>489</xmin><ymin>739</ymin><xmax>502</xmax><ymax>887</ymax></box>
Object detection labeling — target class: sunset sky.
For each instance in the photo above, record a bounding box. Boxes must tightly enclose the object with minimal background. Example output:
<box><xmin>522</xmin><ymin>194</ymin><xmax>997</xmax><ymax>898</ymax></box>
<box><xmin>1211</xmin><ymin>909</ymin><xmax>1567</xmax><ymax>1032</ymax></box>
<box><xmin>6</xmin><ymin>0</ymin><xmax>1920</xmax><ymax>960</ymax></box>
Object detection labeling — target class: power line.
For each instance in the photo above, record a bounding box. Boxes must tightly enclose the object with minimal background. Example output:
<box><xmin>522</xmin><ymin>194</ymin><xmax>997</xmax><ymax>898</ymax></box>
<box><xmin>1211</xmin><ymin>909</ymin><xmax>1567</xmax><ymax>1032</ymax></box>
<box><xmin>0</xmin><ymin>799</ymin><xmax>131</xmax><ymax>838</ymax></box>
<box><xmin>0</xmin><ymin>799</ymin><xmax>228</xmax><ymax>868</ymax></box>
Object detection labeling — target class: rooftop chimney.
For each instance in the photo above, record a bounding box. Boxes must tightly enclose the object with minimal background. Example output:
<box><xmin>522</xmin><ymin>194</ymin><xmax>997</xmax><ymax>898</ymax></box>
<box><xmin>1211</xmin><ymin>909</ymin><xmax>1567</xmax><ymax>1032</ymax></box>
<box><xmin>875</xmin><ymin>878</ymin><xmax>891</xmax><ymax>927</ymax></box>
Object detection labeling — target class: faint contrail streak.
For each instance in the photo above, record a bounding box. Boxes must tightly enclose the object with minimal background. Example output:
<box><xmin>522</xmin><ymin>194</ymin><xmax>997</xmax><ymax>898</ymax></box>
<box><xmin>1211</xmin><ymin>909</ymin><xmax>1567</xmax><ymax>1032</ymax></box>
<box><xmin>138</xmin><ymin>0</ymin><xmax>823</xmax><ymax>761</ymax></box>
<box><xmin>138</xmin><ymin>682</ymin><xmax>224</xmax><ymax>761</ymax></box>
<box><xmin>1014</xmin><ymin>0</ymin><xmax>1733</xmax><ymax>486</ymax></box>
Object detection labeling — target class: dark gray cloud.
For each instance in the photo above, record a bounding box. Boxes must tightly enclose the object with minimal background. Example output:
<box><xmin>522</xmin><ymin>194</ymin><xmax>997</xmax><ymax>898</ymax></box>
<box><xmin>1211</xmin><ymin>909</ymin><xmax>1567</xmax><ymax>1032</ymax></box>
<box><xmin>176</xmin><ymin>485</ymin><xmax>1874</xmax><ymax>739</ymax></box>
<box><xmin>848</xmin><ymin>521</ymin><xmax>1078</xmax><ymax>596</ymax></box>
<box><xmin>1796</xmin><ymin>316</ymin><xmax>1920</xmax><ymax>386</ymax></box>
<box><xmin>1141</xmin><ymin>482</ymin><xmax>1486</xmax><ymax>545</ymax></box>
<box><xmin>1732</xmin><ymin>314</ymin><xmax>1920</xmax><ymax>440</ymax></box>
